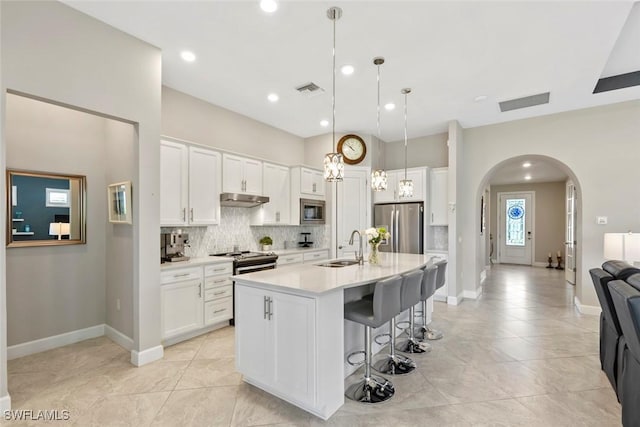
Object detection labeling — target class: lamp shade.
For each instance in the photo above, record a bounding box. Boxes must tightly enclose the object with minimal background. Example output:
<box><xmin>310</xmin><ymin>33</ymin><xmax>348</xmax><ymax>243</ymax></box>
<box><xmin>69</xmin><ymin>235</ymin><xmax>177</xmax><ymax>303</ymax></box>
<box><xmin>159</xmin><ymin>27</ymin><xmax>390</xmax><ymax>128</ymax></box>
<box><xmin>603</xmin><ymin>232</ymin><xmax>640</xmax><ymax>263</ymax></box>
<box><xmin>49</xmin><ymin>222</ymin><xmax>70</xmax><ymax>239</ymax></box>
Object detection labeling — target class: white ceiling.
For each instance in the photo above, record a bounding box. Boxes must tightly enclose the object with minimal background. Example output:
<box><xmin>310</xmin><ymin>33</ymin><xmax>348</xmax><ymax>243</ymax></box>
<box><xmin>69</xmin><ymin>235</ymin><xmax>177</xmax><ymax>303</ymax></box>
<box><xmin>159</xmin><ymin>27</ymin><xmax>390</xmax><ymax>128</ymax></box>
<box><xmin>489</xmin><ymin>158</ymin><xmax>568</xmax><ymax>186</ymax></box>
<box><xmin>63</xmin><ymin>1</ymin><xmax>640</xmax><ymax>142</ymax></box>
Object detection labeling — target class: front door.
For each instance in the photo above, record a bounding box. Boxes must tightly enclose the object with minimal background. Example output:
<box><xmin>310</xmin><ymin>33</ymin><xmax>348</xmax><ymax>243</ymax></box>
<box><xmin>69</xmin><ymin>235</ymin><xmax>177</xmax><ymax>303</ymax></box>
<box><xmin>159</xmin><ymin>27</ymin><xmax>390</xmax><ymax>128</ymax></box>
<box><xmin>565</xmin><ymin>181</ymin><xmax>577</xmax><ymax>284</ymax></box>
<box><xmin>498</xmin><ymin>192</ymin><xmax>534</xmax><ymax>265</ymax></box>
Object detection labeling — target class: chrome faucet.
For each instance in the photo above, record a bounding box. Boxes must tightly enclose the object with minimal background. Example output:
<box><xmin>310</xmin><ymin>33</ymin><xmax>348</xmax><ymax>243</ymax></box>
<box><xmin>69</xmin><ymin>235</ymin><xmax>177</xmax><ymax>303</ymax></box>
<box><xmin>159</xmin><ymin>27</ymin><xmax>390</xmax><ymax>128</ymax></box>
<box><xmin>349</xmin><ymin>230</ymin><xmax>364</xmax><ymax>265</ymax></box>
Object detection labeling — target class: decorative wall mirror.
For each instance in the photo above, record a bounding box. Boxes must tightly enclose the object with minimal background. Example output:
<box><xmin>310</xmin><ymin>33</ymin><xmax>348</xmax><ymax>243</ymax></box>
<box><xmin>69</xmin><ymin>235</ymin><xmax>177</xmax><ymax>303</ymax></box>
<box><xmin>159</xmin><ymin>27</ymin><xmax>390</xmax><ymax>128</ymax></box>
<box><xmin>6</xmin><ymin>169</ymin><xmax>87</xmax><ymax>247</ymax></box>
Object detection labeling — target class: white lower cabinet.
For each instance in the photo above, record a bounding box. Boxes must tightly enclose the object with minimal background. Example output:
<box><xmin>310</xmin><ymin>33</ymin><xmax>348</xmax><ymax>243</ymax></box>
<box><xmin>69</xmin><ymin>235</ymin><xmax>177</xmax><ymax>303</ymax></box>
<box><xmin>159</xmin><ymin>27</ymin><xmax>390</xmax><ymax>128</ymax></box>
<box><xmin>161</xmin><ymin>261</ymin><xmax>233</xmax><ymax>341</ymax></box>
<box><xmin>236</xmin><ymin>285</ymin><xmax>316</xmax><ymax>408</ymax></box>
<box><xmin>302</xmin><ymin>250</ymin><xmax>329</xmax><ymax>263</ymax></box>
<box><xmin>161</xmin><ymin>270</ymin><xmax>204</xmax><ymax>339</ymax></box>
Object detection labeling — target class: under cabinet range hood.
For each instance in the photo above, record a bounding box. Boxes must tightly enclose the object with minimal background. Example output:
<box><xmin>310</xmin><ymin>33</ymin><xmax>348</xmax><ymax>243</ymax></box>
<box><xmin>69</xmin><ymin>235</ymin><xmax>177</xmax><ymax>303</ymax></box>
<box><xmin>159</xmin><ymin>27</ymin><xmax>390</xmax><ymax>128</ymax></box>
<box><xmin>219</xmin><ymin>193</ymin><xmax>269</xmax><ymax>208</ymax></box>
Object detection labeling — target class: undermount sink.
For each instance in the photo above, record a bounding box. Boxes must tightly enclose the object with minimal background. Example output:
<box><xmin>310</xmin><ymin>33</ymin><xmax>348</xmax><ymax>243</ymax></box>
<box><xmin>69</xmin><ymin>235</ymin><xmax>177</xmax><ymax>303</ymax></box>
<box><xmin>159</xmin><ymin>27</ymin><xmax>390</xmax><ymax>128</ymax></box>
<box><xmin>317</xmin><ymin>259</ymin><xmax>360</xmax><ymax>268</ymax></box>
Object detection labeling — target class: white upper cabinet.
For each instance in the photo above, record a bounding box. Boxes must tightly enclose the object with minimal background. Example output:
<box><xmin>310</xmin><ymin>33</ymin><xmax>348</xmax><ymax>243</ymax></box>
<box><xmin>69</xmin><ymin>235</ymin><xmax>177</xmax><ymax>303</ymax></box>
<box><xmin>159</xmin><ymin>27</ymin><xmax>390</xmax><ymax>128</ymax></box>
<box><xmin>161</xmin><ymin>140</ymin><xmax>221</xmax><ymax>226</ymax></box>
<box><xmin>430</xmin><ymin>168</ymin><xmax>448</xmax><ymax>225</ymax></box>
<box><xmin>188</xmin><ymin>146</ymin><xmax>222</xmax><ymax>225</ymax></box>
<box><xmin>253</xmin><ymin>162</ymin><xmax>290</xmax><ymax>225</ymax></box>
<box><xmin>160</xmin><ymin>140</ymin><xmax>189</xmax><ymax>225</ymax></box>
<box><xmin>222</xmin><ymin>154</ymin><xmax>263</xmax><ymax>196</ymax></box>
<box><xmin>373</xmin><ymin>168</ymin><xmax>426</xmax><ymax>203</ymax></box>
<box><xmin>300</xmin><ymin>168</ymin><xmax>325</xmax><ymax>197</ymax></box>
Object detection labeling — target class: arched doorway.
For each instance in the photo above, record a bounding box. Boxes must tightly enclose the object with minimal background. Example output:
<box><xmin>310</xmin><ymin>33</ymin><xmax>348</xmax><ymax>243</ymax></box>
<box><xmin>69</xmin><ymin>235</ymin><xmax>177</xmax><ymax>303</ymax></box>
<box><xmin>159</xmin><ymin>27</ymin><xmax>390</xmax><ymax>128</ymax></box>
<box><xmin>474</xmin><ymin>155</ymin><xmax>583</xmax><ymax>303</ymax></box>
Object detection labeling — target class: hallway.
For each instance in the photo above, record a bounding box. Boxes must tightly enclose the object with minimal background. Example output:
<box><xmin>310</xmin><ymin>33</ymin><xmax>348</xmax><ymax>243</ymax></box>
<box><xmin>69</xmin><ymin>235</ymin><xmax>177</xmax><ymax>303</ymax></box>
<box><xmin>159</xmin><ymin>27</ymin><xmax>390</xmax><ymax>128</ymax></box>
<box><xmin>5</xmin><ymin>265</ymin><xmax>620</xmax><ymax>426</ymax></box>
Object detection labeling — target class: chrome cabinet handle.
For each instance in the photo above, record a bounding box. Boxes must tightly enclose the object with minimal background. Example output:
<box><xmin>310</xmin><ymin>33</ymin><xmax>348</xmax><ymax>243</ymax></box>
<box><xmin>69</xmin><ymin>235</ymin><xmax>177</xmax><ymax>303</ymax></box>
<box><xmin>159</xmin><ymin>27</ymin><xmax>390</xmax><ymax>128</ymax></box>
<box><xmin>213</xmin><ymin>308</ymin><xmax>226</xmax><ymax>314</ymax></box>
<box><xmin>173</xmin><ymin>273</ymin><xmax>190</xmax><ymax>278</ymax></box>
<box><xmin>182</xmin><ymin>208</ymin><xmax>186</xmax><ymax>222</ymax></box>
<box><xmin>312</xmin><ymin>183</ymin><xmax>316</xmax><ymax>193</ymax></box>
<box><xmin>212</xmin><ymin>279</ymin><xmax>226</xmax><ymax>284</ymax></box>
<box><xmin>276</xmin><ymin>211</ymin><xmax>280</xmax><ymax>222</ymax></box>
<box><xmin>213</xmin><ymin>267</ymin><xmax>226</xmax><ymax>272</ymax></box>
<box><xmin>213</xmin><ymin>291</ymin><xmax>226</xmax><ymax>296</ymax></box>
<box><xmin>264</xmin><ymin>296</ymin><xmax>268</xmax><ymax>319</ymax></box>
<box><xmin>198</xmin><ymin>283</ymin><xmax>202</xmax><ymax>298</ymax></box>
<box><xmin>268</xmin><ymin>297</ymin><xmax>273</xmax><ymax>320</ymax></box>
<box><xmin>431</xmin><ymin>212</ymin><xmax>434</xmax><ymax>223</ymax></box>
<box><xmin>190</xmin><ymin>208</ymin><xmax>194</xmax><ymax>221</ymax></box>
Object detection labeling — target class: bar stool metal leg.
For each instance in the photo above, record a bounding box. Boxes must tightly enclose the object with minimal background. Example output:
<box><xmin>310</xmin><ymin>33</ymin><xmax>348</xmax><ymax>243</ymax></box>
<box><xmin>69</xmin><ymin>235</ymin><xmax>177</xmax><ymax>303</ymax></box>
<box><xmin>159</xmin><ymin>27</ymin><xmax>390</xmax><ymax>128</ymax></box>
<box><xmin>372</xmin><ymin>316</ymin><xmax>416</xmax><ymax>375</ymax></box>
<box><xmin>396</xmin><ymin>306</ymin><xmax>431</xmax><ymax>354</ymax></box>
<box><xmin>415</xmin><ymin>300</ymin><xmax>443</xmax><ymax>341</ymax></box>
<box><xmin>345</xmin><ymin>326</ymin><xmax>395</xmax><ymax>403</ymax></box>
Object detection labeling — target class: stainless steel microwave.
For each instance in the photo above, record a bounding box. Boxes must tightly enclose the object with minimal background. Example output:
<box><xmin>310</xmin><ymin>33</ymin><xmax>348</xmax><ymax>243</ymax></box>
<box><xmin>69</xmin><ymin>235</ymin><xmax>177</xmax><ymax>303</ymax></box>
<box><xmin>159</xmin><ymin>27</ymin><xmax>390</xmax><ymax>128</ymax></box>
<box><xmin>300</xmin><ymin>198</ymin><xmax>325</xmax><ymax>224</ymax></box>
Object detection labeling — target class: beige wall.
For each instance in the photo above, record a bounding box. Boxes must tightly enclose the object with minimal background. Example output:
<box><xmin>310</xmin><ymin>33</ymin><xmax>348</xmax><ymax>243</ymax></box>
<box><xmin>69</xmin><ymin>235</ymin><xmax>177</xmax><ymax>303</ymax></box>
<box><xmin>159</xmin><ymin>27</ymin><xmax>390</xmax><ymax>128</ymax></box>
<box><xmin>5</xmin><ymin>94</ymin><xmax>108</xmax><ymax>346</ymax></box>
<box><xmin>461</xmin><ymin>100</ymin><xmax>640</xmax><ymax>308</ymax></box>
<box><xmin>490</xmin><ymin>182</ymin><xmax>566</xmax><ymax>265</ymax></box>
<box><xmin>2</xmin><ymin>0</ymin><xmax>162</xmax><ymax>366</ymax></box>
<box><xmin>384</xmin><ymin>133</ymin><xmax>448</xmax><ymax>170</ymax></box>
<box><xmin>105</xmin><ymin>121</ymin><xmax>136</xmax><ymax>339</ymax></box>
<box><xmin>162</xmin><ymin>86</ymin><xmax>304</xmax><ymax>165</ymax></box>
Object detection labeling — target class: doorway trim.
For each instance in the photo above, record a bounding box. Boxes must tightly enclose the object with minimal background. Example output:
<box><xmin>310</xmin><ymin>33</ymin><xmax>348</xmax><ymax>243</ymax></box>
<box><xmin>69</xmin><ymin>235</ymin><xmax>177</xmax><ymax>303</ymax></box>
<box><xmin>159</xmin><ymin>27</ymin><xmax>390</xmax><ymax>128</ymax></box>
<box><xmin>496</xmin><ymin>191</ymin><xmax>535</xmax><ymax>266</ymax></box>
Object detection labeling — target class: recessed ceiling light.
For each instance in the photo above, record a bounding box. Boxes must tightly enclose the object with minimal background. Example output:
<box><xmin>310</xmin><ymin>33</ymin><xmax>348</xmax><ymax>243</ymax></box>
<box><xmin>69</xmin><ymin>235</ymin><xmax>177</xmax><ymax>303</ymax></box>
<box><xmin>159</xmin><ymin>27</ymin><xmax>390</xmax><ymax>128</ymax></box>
<box><xmin>180</xmin><ymin>51</ymin><xmax>196</xmax><ymax>62</ymax></box>
<box><xmin>474</xmin><ymin>95</ymin><xmax>488</xmax><ymax>102</ymax></box>
<box><xmin>267</xmin><ymin>93</ymin><xmax>279</xmax><ymax>103</ymax></box>
<box><xmin>341</xmin><ymin>65</ymin><xmax>354</xmax><ymax>76</ymax></box>
<box><xmin>384</xmin><ymin>103</ymin><xmax>395</xmax><ymax>111</ymax></box>
<box><xmin>260</xmin><ymin>0</ymin><xmax>278</xmax><ymax>13</ymax></box>
<box><xmin>320</xmin><ymin>120</ymin><xmax>329</xmax><ymax>127</ymax></box>
<box><xmin>524</xmin><ymin>175</ymin><xmax>532</xmax><ymax>180</ymax></box>
<box><xmin>522</xmin><ymin>162</ymin><xmax>531</xmax><ymax>168</ymax></box>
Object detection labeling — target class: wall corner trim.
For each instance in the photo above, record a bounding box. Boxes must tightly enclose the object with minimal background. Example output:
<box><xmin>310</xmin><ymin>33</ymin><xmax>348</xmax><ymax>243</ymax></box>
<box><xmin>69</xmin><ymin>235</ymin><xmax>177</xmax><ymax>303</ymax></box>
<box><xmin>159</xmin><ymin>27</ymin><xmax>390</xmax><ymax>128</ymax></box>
<box><xmin>7</xmin><ymin>324</ymin><xmax>105</xmax><ymax>360</ymax></box>
<box><xmin>0</xmin><ymin>395</ymin><xmax>11</xmax><ymax>412</ymax></box>
<box><xmin>574</xmin><ymin>296</ymin><xmax>601</xmax><ymax>316</ymax></box>
<box><xmin>131</xmin><ymin>345</ymin><xmax>164</xmax><ymax>367</ymax></box>
<box><xmin>104</xmin><ymin>325</ymin><xmax>134</xmax><ymax>351</ymax></box>
<box><xmin>462</xmin><ymin>286</ymin><xmax>483</xmax><ymax>300</ymax></box>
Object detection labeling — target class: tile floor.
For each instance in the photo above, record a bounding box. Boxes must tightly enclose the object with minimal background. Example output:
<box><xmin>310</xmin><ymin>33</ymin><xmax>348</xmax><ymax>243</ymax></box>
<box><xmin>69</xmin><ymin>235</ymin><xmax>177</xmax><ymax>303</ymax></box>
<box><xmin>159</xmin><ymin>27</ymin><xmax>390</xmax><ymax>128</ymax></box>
<box><xmin>5</xmin><ymin>265</ymin><xmax>621</xmax><ymax>426</ymax></box>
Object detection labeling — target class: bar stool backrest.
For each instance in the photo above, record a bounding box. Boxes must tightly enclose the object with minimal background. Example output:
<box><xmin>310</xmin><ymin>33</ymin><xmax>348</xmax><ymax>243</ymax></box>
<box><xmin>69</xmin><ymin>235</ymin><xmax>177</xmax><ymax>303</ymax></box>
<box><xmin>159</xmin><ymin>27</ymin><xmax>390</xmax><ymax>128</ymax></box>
<box><xmin>400</xmin><ymin>270</ymin><xmax>423</xmax><ymax>311</ymax></box>
<box><xmin>421</xmin><ymin>265</ymin><xmax>438</xmax><ymax>301</ymax></box>
<box><xmin>373</xmin><ymin>275</ymin><xmax>403</xmax><ymax>325</ymax></box>
<box><xmin>434</xmin><ymin>260</ymin><xmax>448</xmax><ymax>290</ymax></box>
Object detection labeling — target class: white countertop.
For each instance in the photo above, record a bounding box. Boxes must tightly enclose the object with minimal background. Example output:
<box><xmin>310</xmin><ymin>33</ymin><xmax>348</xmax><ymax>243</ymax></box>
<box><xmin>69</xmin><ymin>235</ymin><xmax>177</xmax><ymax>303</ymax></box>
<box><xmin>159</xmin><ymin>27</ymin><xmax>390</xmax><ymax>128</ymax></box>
<box><xmin>160</xmin><ymin>256</ymin><xmax>233</xmax><ymax>271</ymax></box>
<box><xmin>232</xmin><ymin>252</ymin><xmax>444</xmax><ymax>296</ymax></box>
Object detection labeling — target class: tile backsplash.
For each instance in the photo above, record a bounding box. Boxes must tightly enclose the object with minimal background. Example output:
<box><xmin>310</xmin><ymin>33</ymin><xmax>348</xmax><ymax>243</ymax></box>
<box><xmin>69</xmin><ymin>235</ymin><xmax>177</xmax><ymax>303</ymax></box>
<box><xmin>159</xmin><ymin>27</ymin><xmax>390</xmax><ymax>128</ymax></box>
<box><xmin>162</xmin><ymin>207</ymin><xmax>330</xmax><ymax>257</ymax></box>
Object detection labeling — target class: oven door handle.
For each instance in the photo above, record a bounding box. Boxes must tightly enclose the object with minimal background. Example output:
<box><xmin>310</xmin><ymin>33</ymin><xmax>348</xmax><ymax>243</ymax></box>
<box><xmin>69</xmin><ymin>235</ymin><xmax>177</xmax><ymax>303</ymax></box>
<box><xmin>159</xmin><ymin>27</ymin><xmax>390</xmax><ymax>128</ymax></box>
<box><xmin>235</xmin><ymin>262</ymin><xmax>277</xmax><ymax>273</ymax></box>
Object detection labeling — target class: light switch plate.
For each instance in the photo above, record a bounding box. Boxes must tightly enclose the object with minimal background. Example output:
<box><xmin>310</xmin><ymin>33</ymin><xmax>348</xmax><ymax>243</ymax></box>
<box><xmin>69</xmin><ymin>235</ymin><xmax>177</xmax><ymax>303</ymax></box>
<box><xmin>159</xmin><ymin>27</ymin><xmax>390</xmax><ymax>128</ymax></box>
<box><xmin>597</xmin><ymin>216</ymin><xmax>608</xmax><ymax>225</ymax></box>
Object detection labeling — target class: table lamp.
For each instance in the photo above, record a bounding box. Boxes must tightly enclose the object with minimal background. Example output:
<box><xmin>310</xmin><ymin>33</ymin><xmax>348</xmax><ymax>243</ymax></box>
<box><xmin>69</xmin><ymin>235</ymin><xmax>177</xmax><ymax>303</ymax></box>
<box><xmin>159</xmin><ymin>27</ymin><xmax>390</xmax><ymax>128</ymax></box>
<box><xmin>49</xmin><ymin>222</ymin><xmax>70</xmax><ymax>240</ymax></box>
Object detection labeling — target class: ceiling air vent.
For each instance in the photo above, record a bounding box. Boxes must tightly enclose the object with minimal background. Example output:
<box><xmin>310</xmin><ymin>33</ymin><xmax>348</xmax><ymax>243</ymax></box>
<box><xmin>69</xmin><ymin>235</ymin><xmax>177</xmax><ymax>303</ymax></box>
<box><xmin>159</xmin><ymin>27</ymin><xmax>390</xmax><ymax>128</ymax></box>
<box><xmin>295</xmin><ymin>82</ymin><xmax>325</xmax><ymax>98</ymax></box>
<box><xmin>499</xmin><ymin>92</ymin><xmax>550</xmax><ymax>112</ymax></box>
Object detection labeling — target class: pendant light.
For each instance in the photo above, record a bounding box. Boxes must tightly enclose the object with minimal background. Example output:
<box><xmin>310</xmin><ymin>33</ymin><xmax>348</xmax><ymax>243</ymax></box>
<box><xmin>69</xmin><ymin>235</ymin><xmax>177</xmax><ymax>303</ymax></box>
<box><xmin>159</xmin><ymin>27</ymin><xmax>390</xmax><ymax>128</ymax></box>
<box><xmin>398</xmin><ymin>88</ymin><xmax>413</xmax><ymax>198</ymax></box>
<box><xmin>371</xmin><ymin>57</ymin><xmax>388</xmax><ymax>191</ymax></box>
<box><xmin>323</xmin><ymin>7</ymin><xmax>344</xmax><ymax>182</ymax></box>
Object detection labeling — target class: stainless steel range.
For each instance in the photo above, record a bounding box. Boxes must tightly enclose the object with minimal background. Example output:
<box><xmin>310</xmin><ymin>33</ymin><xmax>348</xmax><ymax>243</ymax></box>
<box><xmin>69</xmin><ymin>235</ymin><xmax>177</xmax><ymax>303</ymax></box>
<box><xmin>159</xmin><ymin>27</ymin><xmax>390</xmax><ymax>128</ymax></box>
<box><xmin>210</xmin><ymin>250</ymin><xmax>278</xmax><ymax>324</ymax></box>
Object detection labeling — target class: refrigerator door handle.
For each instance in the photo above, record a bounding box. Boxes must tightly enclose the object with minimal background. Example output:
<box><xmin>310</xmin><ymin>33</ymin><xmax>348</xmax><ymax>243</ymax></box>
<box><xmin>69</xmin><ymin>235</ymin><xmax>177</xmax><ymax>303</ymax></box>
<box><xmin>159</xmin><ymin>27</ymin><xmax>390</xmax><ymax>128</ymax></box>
<box><xmin>390</xmin><ymin>208</ymin><xmax>395</xmax><ymax>253</ymax></box>
<box><xmin>395</xmin><ymin>208</ymin><xmax>400</xmax><ymax>253</ymax></box>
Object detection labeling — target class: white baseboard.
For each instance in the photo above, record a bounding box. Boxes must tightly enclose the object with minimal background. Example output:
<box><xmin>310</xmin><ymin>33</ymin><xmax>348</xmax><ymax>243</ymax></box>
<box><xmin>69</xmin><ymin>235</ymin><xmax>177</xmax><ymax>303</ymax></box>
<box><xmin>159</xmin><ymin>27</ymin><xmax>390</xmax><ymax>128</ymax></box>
<box><xmin>480</xmin><ymin>269</ymin><xmax>487</xmax><ymax>284</ymax></box>
<box><xmin>131</xmin><ymin>345</ymin><xmax>164</xmax><ymax>367</ymax></box>
<box><xmin>532</xmin><ymin>261</ymin><xmax>548</xmax><ymax>268</ymax></box>
<box><xmin>0</xmin><ymin>394</ymin><xmax>11</xmax><ymax>412</ymax></box>
<box><xmin>447</xmin><ymin>293</ymin><xmax>463</xmax><ymax>305</ymax></box>
<box><xmin>7</xmin><ymin>324</ymin><xmax>104</xmax><ymax>360</ymax></box>
<box><xmin>574</xmin><ymin>296</ymin><xmax>601</xmax><ymax>316</ymax></box>
<box><xmin>433</xmin><ymin>294</ymin><xmax>447</xmax><ymax>303</ymax></box>
<box><xmin>104</xmin><ymin>325</ymin><xmax>134</xmax><ymax>351</ymax></box>
<box><xmin>463</xmin><ymin>285</ymin><xmax>483</xmax><ymax>300</ymax></box>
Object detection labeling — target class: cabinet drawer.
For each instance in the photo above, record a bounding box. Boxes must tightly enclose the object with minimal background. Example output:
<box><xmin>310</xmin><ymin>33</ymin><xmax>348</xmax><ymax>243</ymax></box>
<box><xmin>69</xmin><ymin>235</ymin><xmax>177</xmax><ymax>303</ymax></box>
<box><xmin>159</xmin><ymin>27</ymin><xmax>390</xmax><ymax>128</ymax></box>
<box><xmin>277</xmin><ymin>253</ymin><xmax>303</xmax><ymax>265</ymax></box>
<box><xmin>204</xmin><ymin>285</ymin><xmax>233</xmax><ymax>301</ymax></box>
<box><xmin>161</xmin><ymin>267</ymin><xmax>202</xmax><ymax>285</ymax></box>
<box><xmin>205</xmin><ymin>297</ymin><xmax>233</xmax><ymax>325</ymax></box>
<box><xmin>303</xmin><ymin>250</ymin><xmax>329</xmax><ymax>263</ymax></box>
<box><xmin>205</xmin><ymin>276</ymin><xmax>232</xmax><ymax>289</ymax></box>
<box><xmin>205</xmin><ymin>263</ymin><xmax>233</xmax><ymax>277</ymax></box>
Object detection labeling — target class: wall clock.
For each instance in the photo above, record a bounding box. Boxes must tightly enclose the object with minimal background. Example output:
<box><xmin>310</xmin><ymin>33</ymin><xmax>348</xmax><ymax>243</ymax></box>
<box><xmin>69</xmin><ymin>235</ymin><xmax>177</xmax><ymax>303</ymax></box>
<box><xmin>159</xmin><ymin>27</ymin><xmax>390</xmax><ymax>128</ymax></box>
<box><xmin>337</xmin><ymin>134</ymin><xmax>366</xmax><ymax>165</ymax></box>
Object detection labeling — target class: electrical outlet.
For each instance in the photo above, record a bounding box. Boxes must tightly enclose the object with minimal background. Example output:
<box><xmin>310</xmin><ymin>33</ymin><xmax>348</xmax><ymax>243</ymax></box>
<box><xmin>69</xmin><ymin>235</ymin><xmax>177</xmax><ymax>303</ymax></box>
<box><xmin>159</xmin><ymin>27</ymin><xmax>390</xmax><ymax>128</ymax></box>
<box><xmin>116</xmin><ymin>298</ymin><xmax>121</xmax><ymax>312</ymax></box>
<box><xmin>596</xmin><ymin>216</ymin><xmax>608</xmax><ymax>225</ymax></box>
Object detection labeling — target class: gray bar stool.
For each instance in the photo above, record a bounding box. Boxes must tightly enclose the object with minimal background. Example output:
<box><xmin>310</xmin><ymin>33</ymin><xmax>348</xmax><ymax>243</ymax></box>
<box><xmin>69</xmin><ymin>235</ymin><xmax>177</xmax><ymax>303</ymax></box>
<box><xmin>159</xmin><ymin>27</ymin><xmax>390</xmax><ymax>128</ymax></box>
<box><xmin>396</xmin><ymin>269</ymin><xmax>430</xmax><ymax>354</ymax></box>
<box><xmin>414</xmin><ymin>264</ymin><xmax>438</xmax><ymax>341</ymax></box>
<box><xmin>344</xmin><ymin>275</ymin><xmax>402</xmax><ymax>403</ymax></box>
<box><xmin>425</xmin><ymin>260</ymin><xmax>448</xmax><ymax>340</ymax></box>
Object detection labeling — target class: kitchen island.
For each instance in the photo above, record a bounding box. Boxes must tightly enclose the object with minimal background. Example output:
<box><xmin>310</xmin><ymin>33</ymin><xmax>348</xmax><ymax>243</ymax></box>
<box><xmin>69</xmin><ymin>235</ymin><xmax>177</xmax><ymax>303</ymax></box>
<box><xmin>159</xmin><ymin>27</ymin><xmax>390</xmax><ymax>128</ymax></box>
<box><xmin>232</xmin><ymin>252</ymin><xmax>438</xmax><ymax>420</ymax></box>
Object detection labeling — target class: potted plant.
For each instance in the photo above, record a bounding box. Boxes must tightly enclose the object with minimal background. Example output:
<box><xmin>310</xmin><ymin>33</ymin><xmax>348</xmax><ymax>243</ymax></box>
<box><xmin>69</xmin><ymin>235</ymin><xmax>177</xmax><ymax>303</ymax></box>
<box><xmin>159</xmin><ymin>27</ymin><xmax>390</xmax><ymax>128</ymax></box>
<box><xmin>259</xmin><ymin>236</ymin><xmax>273</xmax><ymax>251</ymax></box>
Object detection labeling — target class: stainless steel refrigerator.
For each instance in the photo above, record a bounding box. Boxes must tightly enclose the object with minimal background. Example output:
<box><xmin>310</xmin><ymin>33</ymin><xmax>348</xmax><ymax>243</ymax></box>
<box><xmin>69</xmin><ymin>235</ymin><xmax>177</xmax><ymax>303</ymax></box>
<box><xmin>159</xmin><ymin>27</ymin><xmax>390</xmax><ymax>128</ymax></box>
<box><xmin>374</xmin><ymin>202</ymin><xmax>424</xmax><ymax>254</ymax></box>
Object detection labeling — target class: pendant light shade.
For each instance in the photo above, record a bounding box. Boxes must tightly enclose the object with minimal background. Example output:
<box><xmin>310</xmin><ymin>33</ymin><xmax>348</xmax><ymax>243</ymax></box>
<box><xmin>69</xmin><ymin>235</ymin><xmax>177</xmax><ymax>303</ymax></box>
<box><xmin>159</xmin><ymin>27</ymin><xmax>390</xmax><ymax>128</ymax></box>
<box><xmin>371</xmin><ymin>56</ymin><xmax>388</xmax><ymax>192</ymax></box>
<box><xmin>398</xmin><ymin>87</ymin><xmax>413</xmax><ymax>198</ymax></box>
<box><xmin>323</xmin><ymin>7</ymin><xmax>344</xmax><ymax>182</ymax></box>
